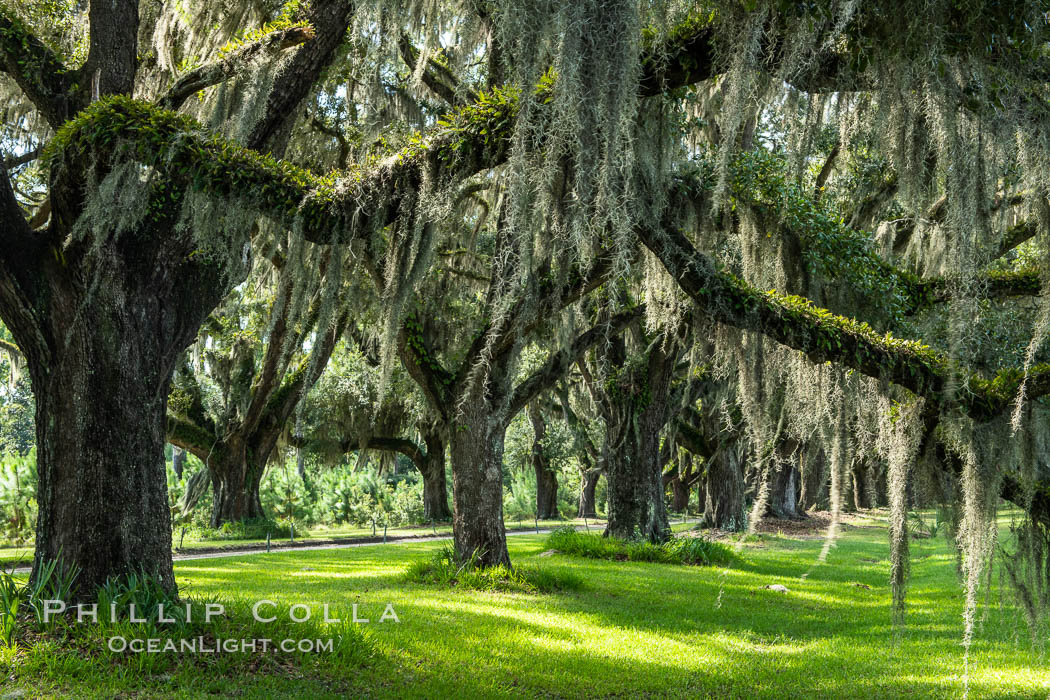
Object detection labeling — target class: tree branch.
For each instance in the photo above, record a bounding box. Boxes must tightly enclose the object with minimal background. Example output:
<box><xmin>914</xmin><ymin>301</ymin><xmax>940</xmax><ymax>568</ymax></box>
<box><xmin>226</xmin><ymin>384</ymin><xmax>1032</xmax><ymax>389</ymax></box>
<box><xmin>398</xmin><ymin>316</ymin><xmax>455</xmax><ymax>420</ymax></box>
<box><xmin>0</xmin><ymin>11</ymin><xmax>74</xmax><ymax>126</ymax></box>
<box><xmin>398</xmin><ymin>34</ymin><xmax>478</xmax><ymax>107</ymax></box>
<box><xmin>243</xmin><ymin>0</ymin><xmax>357</xmax><ymax>154</ymax></box>
<box><xmin>165</xmin><ymin>413</ymin><xmax>217</xmax><ymax>461</ymax></box>
<box><xmin>158</xmin><ymin>26</ymin><xmax>316</xmax><ymax>112</ymax></box>
<box><xmin>3</xmin><ymin>148</ymin><xmax>41</xmax><ymax>170</ymax></box>
<box><xmin>637</xmin><ymin>221</ymin><xmax>1050</xmax><ymax>422</ymax></box>
<box><xmin>507</xmin><ymin>307</ymin><xmax>643</xmax><ymax>420</ymax></box>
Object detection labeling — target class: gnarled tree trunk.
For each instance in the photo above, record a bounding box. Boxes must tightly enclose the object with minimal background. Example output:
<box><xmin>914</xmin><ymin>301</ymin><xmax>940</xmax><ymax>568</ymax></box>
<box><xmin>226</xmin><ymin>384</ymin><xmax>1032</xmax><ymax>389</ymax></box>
<box><xmin>578</xmin><ymin>468</ymin><xmax>602</xmax><ymax>518</ymax></box>
<box><xmin>703</xmin><ymin>446</ymin><xmax>747</xmax><ymax>531</ymax></box>
<box><xmin>208</xmin><ymin>446</ymin><xmax>267</xmax><ymax>527</ymax></box>
<box><xmin>799</xmin><ymin>443</ymin><xmax>827</xmax><ymax>511</ymax></box>
<box><xmin>595</xmin><ymin>334</ymin><xmax>679</xmax><ymax>543</ymax></box>
<box><xmin>448</xmin><ymin>381</ymin><xmax>511</xmax><ymax>567</ymax></box>
<box><xmin>421</xmin><ymin>429</ymin><xmax>451</xmax><ymax>521</ymax></box>
<box><xmin>15</xmin><ymin>229</ymin><xmax>231</xmax><ymax>599</ymax></box>
<box><xmin>765</xmin><ymin>440</ymin><xmax>804</xmax><ymax>520</ymax></box>
<box><xmin>528</xmin><ymin>402</ymin><xmax>558</xmax><ymax>520</ymax></box>
<box><xmin>670</xmin><ymin>474</ymin><xmax>691</xmax><ymax>512</ymax></box>
<box><xmin>604</xmin><ymin>422</ymin><xmax>670</xmax><ymax>541</ymax></box>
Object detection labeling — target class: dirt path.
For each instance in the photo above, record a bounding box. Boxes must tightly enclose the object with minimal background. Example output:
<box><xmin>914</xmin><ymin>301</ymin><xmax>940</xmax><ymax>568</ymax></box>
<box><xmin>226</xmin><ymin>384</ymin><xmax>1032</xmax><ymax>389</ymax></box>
<box><xmin>6</xmin><ymin>523</ymin><xmax>607</xmax><ymax>575</ymax></box>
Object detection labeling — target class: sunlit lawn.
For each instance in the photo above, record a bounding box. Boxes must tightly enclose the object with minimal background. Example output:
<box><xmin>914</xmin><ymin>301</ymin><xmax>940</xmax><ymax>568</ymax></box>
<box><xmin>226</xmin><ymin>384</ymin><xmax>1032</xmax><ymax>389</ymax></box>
<box><xmin>2</xmin><ymin>511</ymin><xmax>1047</xmax><ymax>698</ymax></box>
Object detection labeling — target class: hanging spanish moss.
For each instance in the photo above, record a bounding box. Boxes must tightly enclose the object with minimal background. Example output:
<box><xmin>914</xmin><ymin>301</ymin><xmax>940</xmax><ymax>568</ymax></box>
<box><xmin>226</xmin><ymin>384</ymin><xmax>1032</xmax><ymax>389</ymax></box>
<box><xmin>876</xmin><ymin>393</ymin><xmax>924</xmax><ymax>621</ymax></box>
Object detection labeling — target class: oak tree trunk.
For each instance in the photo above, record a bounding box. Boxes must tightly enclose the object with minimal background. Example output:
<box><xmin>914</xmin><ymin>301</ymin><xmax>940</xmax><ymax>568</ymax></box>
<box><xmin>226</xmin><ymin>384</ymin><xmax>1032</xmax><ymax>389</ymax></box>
<box><xmin>421</xmin><ymin>430</ymin><xmax>451</xmax><ymax>521</ymax></box>
<box><xmin>209</xmin><ymin>444</ymin><xmax>266</xmax><ymax>527</ymax></box>
<box><xmin>528</xmin><ymin>403</ymin><xmax>558</xmax><ymax>520</ymax></box>
<box><xmin>799</xmin><ymin>444</ymin><xmax>827</xmax><ymax>511</ymax></box>
<box><xmin>18</xmin><ymin>236</ymin><xmax>229</xmax><ymax>599</ymax></box>
<box><xmin>448</xmin><ymin>384</ymin><xmax>510</xmax><ymax>567</ymax></box>
<box><xmin>703</xmin><ymin>447</ymin><xmax>746</xmax><ymax>531</ymax></box>
<box><xmin>766</xmin><ymin>462</ymin><xmax>801</xmax><ymax>519</ymax></box>
<box><xmin>604</xmin><ymin>425</ymin><xmax>669</xmax><ymax>541</ymax></box>
<box><xmin>670</xmin><ymin>476</ymin><xmax>691</xmax><ymax>512</ymax></box>
<box><xmin>578</xmin><ymin>468</ymin><xmax>601</xmax><ymax>518</ymax></box>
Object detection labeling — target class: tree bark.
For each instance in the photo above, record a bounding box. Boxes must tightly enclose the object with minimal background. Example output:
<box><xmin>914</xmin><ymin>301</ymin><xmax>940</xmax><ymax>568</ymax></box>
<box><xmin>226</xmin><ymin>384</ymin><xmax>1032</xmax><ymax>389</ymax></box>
<box><xmin>799</xmin><ymin>443</ymin><xmax>827</xmax><ymax>511</ymax></box>
<box><xmin>421</xmin><ymin>429</ymin><xmax>451</xmax><ymax>521</ymax></box>
<box><xmin>596</xmin><ymin>338</ymin><xmax>678</xmax><ymax>543</ymax></box>
<box><xmin>528</xmin><ymin>402</ymin><xmax>558</xmax><ymax>520</ymax></box>
<box><xmin>703</xmin><ymin>446</ymin><xmax>747</xmax><ymax>531</ymax></box>
<box><xmin>766</xmin><ymin>460</ymin><xmax>801</xmax><ymax>519</ymax></box>
<box><xmin>172</xmin><ymin>446</ymin><xmax>186</xmax><ymax>479</ymax></box>
<box><xmin>448</xmin><ymin>380</ymin><xmax>511</xmax><ymax>567</ymax></box>
<box><xmin>578</xmin><ymin>468</ymin><xmax>602</xmax><ymax>518</ymax></box>
<box><xmin>15</xmin><ymin>234</ymin><xmax>229</xmax><ymax>599</ymax></box>
<box><xmin>667</xmin><ymin>453</ymin><xmax>699</xmax><ymax>513</ymax></box>
<box><xmin>208</xmin><ymin>443</ymin><xmax>266</xmax><ymax>527</ymax></box>
<box><xmin>670</xmin><ymin>475</ymin><xmax>691</xmax><ymax>512</ymax></box>
<box><xmin>604</xmin><ymin>422</ymin><xmax>670</xmax><ymax>542</ymax></box>
<box><xmin>588</xmin><ymin>329</ymin><xmax>676</xmax><ymax>541</ymax></box>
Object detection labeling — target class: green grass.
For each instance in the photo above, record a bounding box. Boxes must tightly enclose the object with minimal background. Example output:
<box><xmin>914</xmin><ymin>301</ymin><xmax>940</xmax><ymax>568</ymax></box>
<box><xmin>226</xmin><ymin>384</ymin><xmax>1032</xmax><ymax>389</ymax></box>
<box><xmin>545</xmin><ymin>526</ymin><xmax>738</xmax><ymax>565</ymax></box>
<box><xmin>1</xmin><ymin>511</ymin><xmax>1048</xmax><ymax>698</ymax></box>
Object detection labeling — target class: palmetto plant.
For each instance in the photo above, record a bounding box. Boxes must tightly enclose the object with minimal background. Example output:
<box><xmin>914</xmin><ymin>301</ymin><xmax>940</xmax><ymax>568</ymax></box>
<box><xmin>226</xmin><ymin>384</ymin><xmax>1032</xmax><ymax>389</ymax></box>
<box><xmin>0</xmin><ymin>568</ymin><xmax>19</xmax><ymax>647</ymax></box>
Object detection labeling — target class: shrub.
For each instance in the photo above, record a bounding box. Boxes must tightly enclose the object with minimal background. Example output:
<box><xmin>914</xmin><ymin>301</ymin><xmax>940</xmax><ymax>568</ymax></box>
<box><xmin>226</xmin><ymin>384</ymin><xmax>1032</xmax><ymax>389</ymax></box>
<box><xmin>182</xmin><ymin>517</ymin><xmax>310</xmax><ymax>543</ymax></box>
<box><xmin>545</xmin><ymin>526</ymin><xmax>737</xmax><ymax>566</ymax></box>
<box><xmin>405</xmin><ymin>545</ymin><xmax>584</xmax><ymax>593</ymax></box>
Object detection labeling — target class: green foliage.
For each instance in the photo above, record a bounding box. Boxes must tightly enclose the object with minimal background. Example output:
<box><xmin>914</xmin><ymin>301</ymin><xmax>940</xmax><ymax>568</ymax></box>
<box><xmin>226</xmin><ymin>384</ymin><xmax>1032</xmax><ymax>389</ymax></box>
<box><xmin>0</xmin><ymin>450</ymin><xmax>35</xmax><ymax>544</ymax></box>
<box><xmin>213</xmin><ymin>1</ymin><xmax>308</xmax><ymax>60</ymax></box>
<box><xmin>44</xmin><ymin>96</ymin><xmax>342</xmax><ymax>234</ymax></box>
<box><xmin>97</xmin><ymin>571</ymin><xmax>186</xmax><ymax>633</ymax></box>
<box><xmin>691</xmin><ymin>148</ymin><xmax>913</xmax><ymax>321</ymax></box>
<box><xmin>314</xmin><ymin>468</ymin><xmax>425</xmax><ymax>528</ymax></box>
<box><xmin>23</xmin><ymin>554</ymin><xmax>79</xmax><ymax>626</ymax></box>
<box><xmin>0</xmin><ymin>568</ymin><xmax>19</xmax><ymax>647</ymax></box>
<box><xmin>183</xmin><ymin>517</ymin><xmax>307</xmax><ymax>542</ymax></box>
<box><xmin>404</xmin><ymin>544</ymin><xmax>584</xmax><ymax>593</ymax></box>
<box><xmin>910</xmin><ymin>509</ymin><xmax>949</xmax><ymax>540</ymax></box>
<box><xmin>3</xmin><ymin>570</ymin><xmax>377</xmax><ymax>685</ymax></box>
<box><xmin>503</xmin><ymin>470</ymin><xmax>537</xmax><ymax>523</ymax></box>
<box><xmin>545</xmin><ymin>526</ymin><xmax>737</xmax><ymax>566</ymax></box>
<box><xmin>0</xmin><ymin>553</ymin><xmax>79</xmax><ymax>644</ymax></box>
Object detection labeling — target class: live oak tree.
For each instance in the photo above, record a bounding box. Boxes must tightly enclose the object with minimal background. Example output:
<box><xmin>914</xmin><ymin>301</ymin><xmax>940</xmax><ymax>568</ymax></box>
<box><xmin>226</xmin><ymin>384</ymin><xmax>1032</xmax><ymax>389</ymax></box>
<box><xmin>295</xmin><ymin>337</ymin><xmax>452</xmax><ymax>522</ymax></box>
<box><xmin>0</xmin><ymin>0</ymin><xmax>358</xmax><ymax>596</ymax></box>
<box><xmin>165</xmin><ymin>243</ymin><xmax>353</xmax><ymax>527</ymax></box>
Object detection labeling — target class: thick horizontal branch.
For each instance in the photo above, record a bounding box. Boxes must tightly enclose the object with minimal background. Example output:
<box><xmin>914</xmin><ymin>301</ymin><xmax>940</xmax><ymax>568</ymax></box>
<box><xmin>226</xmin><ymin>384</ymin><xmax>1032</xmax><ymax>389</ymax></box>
<box><xmin>638</xmin><ymin>222</ymin><xmax>1050</xmax><ymax>422</ymax></box>
<box><xmin>906</xmin><ymin>269</ymin><xmax>1042</xmax><ymax>311</ymax></box>
<box><xmin>293</xmin><ymin>433</ymin><xmax>427</xmax><ymax>468</ymax></box>
<box><xmin>45</xmin><ymin>10</ymin><xmax>734</xmax><ymax>243</ymax></box>
<box><xmin>675</xmin><ymin>411</ymin><xmax>718</xmax><ymax>460</ymax></box>
<box><xmin>158</xmin><ymin>25</ymin><xmax>316</xmax><ymax>112</ymax></box>
<box><xmin>165</xmin><ymin>413</ymin><xmax>217</xmax><ymax>460</ymax></box>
